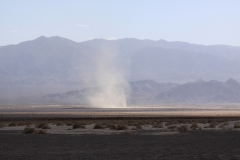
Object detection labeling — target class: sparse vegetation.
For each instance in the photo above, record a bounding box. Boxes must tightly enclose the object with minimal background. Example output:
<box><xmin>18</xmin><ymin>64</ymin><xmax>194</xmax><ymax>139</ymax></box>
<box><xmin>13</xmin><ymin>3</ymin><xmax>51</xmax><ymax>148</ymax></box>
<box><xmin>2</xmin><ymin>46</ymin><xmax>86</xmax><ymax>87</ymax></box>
<box><xmin>93</xmin><ymin>123</ymin><xmax>104</xmax><ymax>129</ymax></box>
<box><xmin>39</xmin><ymin>130</ymin><xmax>47</xmax><ymax>134</ymax></box>
<box><xmin>17</xmin><ymin>122</ymin><xmax>25</xmax><ymax>126</ymax></box>
<box><xmin>167</xmin><ymin>125</ymin><xmax>177</xmax><ymax>130</ymax></box>
<box><xmin>8</xmin><ymin>123</ymin><xmax>17</xmax><ymax>127</ymax></box>
<box><xmin>42</xmin><ymin>124</ymin><xmax>51</xmax><ymax>129</ymax></box>
<box><xmin>219</xmin><ymin>122</ymin><xmax>229</xmax><ymax>128</ymax></box>
<box><xmin>36</xmin><ymin>123</ymin><xmax>51</xmax><ymax>129</ymax></box>
<box><xmin>165</xmin><ymin>122</ymin><xmax>175</xmax><ymax>126</ymax></box>
<box><xmin>36</xmin><ymin>123</ymin><xmax>47</xmax><ymax>128</ymax></box>
<box><xmin>72</xmin><ymin>123</ymin><xmax>85</xmax><ymax>129</ymax></box>
<box><xmin>106</xmin><ymin>123</ymin><xmax>116</xmax><ymax>129</ymax></box>
<box><xmin>66</xmin><ymin>122</ymin><xmax>73</xmax><ymax>126</ymax></box>
<box><xmin>152</xmin><ymin>123</ymin><xmax>163</xmax><ymax>128</ymax></box>
<box><xmin>116</xmin><ymin>124</ymin><xmax>128</xmax><ymax>130</ymax></box>
<box><xmin>209</xmin><ymin>123</ymin><xmax>216</xmax><ymax>128</ymax></box>
<box><xmin>233</xmin><ymin>122</ymin><xmax>240</xmax><ymax>128</ymax></box>
<box><xmin>177</xmin><ymin>125</ymin><xmax>188</xmax><ymax>132</ymax></box>
<box><xmin>190</xmin><ymin>123</ymin><xmax>199</xmax><ymax>130</ymax></box>
<box><xmin>0</xmin><ymin>123</ymin><xmax>5</xmax><ymax>128</ymax></box>
<box><xmin>56</xmin><ymin>122</ymin><xmax>63</xmax><ymax>126</ymax></box>
<box><xmin>136</xmin><ymin>124</ymin><xmax>142</xmax><ymax>129</ymax></box>
<box><xmin>23</xmin><ymin>127</ymin><xmax>35</xmax><ymax>134</ymax></box>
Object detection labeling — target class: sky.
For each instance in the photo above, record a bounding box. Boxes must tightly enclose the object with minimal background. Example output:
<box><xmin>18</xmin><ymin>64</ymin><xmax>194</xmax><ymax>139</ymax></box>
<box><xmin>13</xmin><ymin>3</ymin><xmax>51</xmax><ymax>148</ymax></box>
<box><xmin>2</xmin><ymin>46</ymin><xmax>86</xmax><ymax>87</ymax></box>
<box><xmin>0</xmin><ymin>0</ymin><xmax>240</xmax><ymax>46</ymax></box>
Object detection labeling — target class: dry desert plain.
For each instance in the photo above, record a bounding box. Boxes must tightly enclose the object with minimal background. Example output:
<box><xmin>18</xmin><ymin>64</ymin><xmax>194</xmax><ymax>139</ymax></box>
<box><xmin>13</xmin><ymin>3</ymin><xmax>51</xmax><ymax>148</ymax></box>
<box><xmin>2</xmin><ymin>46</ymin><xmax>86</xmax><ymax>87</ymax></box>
<box><xmin>1</xmin><ymin>105</ymin><xmax>240</xmax><ymax>159</ymax></box>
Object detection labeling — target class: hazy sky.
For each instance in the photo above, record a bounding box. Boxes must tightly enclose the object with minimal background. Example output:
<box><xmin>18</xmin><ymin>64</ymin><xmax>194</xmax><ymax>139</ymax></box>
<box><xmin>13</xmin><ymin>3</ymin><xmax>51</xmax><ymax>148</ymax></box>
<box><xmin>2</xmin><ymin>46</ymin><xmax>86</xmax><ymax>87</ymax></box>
<box><xmin>1</xmin><ymin>0</ymin><xmax>240</xmax><ymax>46</ymax></box>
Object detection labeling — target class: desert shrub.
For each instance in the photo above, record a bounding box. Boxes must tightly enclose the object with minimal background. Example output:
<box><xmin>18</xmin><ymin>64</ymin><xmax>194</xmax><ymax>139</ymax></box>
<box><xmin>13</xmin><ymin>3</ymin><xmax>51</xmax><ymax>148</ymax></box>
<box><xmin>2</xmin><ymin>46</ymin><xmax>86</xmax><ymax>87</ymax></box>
<box><xmin>177</xmin><ymin>125</ymin><xmax>188</xmax><ymax>132</ymax></box>
<box><xmin>17</xmin><ymin>122</ymin><xmax>26</xmax><ymax>126</ymax></box>
<box><xmin>136</xmin><ymin>124</ymin><xmax>142</xmax><ymax>129</ymax></box>
<box><xmin>42</xmin><ymin>124</ymin><xmax>51</xmax><ymax>129</ymax></box>
<box><xmin>234</xmin><ymin>122</ymin><xmax>240</xmax><ymax>128</ymax></box>
<box><xmin>23</xmin><ymin>127</ymin><xmax>35</xmax><ymax>134</ymax></box>
<box><xmin>8</xmin><ymin>123</ymin><xmax>17</xmax><ymax>127</ymax></box>
<box><xmin>209</xmin><ymin>123</ymin><xmax>216</xmax><ymax>128</ymax></box>
<box><xmin>116</xmin><ymin>124</ymin><xmax>128</xmax><ymax>130</ymax></box>
<box><xmin>132</xmin><ymin>121</ymin><xmax>143</xmax><ymax>127</ymax></box>
<box><xmin>66</xmin><ymin>122</ymin><xmax>72</xmax><ymax>126</ymax></box>
<box><xmin>106</xmin><ymin>123</ymin><xmax>116</xmax><ymax>129</ymax></box>
<box><xmin>72</xmin><ymin>123</ymin><xmax>85</xmax><ymax>129</ymax></box>
<box><xmin>101</xmin><ymin>122</ymin><xmax>107</xmax><ymax>125</ymax></box>
<box><xmin>222</xmin><ymin>127</ymin><xmax>233</xmax><ymax>131</ymax></box>
<box><xmin>190</xmin><ymin>123</ymin><xmax>199</xmax><ymax>130</ymax></box>
<box><xmin>202</xmin><ymin>121</ymin><xmax>208</xmax><ymax>124</ymax></box>
<box><xmin>131</xmin><ymin>124</ymin><xmax>142</xmax><ymax>130</ymax></box>
<box><xmin>152</xmin><ymin>123</ymin><xmax>163</xmax><ymax>128</ymax></box>
<box><xmin>39</xmin><ymin>130</ymin><xmax>47</xmax><ymax>134</ymax></box>
<box><xmin>36</xmin><ymin>123</ymin><xmax>47</xmax><ymax>128</ymax></box>
<box><xmin>36</xmin><ymin>123</ymin><xmax>51</xmax><ymax>129</ymax></box>
<box><xmin>56</xmin><ymin>122</ymin><xmax>63</xmax><ymax>126</ymax></box>
<box><xmin>165</xmin><ymin>122</ymin><xmax>174</xmax><ymax>126</ymax></box>
<box><xmin>26</xmin><ymin>122</ymin><xmax>32</xmax><ymax>127</ymax></box>
<box><xmin>93</xmin><ymin>123</ymin><xmax>104</xmax><ymax>129</ymax></box>
<box><xmin>127</xmin><ymin>121</ymin><xmax>134</xmax><ymax>126</ymax></box>
<box><xmin>177</xmin><ymin>119</ymin><xmax>186</xmax><ymax>123</ymax></box>
<box><xmin>167</xmin><ymin>125</ymin><xmax>177</xmax><ymax>129</ymax></box>
<box><xmin>0</xmin><ymin>123</ymin><xmax>5</xmax><ymax>128</ymax></box>
<box><xmin>131</xmin><ymin>127</ymin><xmax>138</xmax><ymax>130</ymax></box>
<box><xmin>219</xmin><ymin>122</ymin><xmax>229</xmax><ymax>128</ymax></box>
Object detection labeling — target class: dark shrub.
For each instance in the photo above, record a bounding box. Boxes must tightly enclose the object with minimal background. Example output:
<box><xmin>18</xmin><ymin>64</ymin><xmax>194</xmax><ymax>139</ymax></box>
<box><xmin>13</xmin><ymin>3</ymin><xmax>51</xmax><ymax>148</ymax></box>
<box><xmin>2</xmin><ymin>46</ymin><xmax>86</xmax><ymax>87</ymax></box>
<box><xmin>72</xmin><ymin>123</ymin><xmax>85</xmax><ymax>129</ymax></box>
<box><xmin>36</xmin><ymin>123</ymin><xmax>46</xmax><ymax>128</ymax></box>
<box><xmin>39</xmin><ymin>130</ymin><xmax>47</xmax><ymax>134</ymax></box>
<box><xmin>0</xmin><ymin>123</ymin><xmax>5</xmax><ymax>128</ymax></box>
<box><xmin>209</xmin><ymin>123</ymin><xmax>216</xmax><ymax>128</ymax></box>
<box><xmin>190</xmin><ymin>123</ymin><xmax>199</xmax><ymax>130</ymax></box>
<box><xmin>17</xmin><ymin>122</ymin><xmax>25</xmax><ymax>126</ymax></box>
<box><xmin>234</xmin><ymin>122</ymin><xmax>240</xmax><ymax>128</ymax></box>
<box><xmin>8</xmin><ymin>123</ymin><xmax>17</xmax><ymax>127</ymax></box>
<box><xmin>56</xmin><ymin>122</ymin><xmax>63</xmax><ymax>126</ymax></box>
<box><xmin>219</xmin><ymin>122</ymin><xmax>229</xmax><ymax>128</ymax></box>
<box><xmin>23</xmin><ymin>128</ymin><xmax>35</xmax><ymax>134</ymax></box>
<box><xmin>42</xmin><ymin>124</ymin><xmax>51</xmax><ymax>129</ymax></box>
<box><xmin>152</xmin><ymin>123</ymin><xmax>163</xmax><ymax>128</ymax></box>
<box><xmin>167</xmin><ymin>125</ymin><xmax>177</xmax><ymax>129</ymax></box>
<box><xmin>116</xmin><ymin>124</ymin><xmax>128</xmax><ymax>130</ymax></box>
<box><xmin>66</xmin><ymin>122</ymin><xmax>73</xmax><ymax>126</ymax></box>
<box><xmin>177</xmin><ymin>125</ymin><xmax>188</xmax><ymax>132</ymax></box>
<box><xmin>93</xmin><ymin>123</ymin><xmax>104</xmax><ymax>129</ymax></box>
<box><xmin>106</xmin><ymin>123</ymin><xmax>116</xmax><ymax>129</ymax></box>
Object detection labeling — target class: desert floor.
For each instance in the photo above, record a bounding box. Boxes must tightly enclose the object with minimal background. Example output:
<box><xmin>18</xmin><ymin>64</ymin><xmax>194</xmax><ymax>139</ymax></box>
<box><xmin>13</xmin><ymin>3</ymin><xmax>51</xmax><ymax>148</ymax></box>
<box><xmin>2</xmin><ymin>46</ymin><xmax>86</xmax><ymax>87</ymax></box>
<box><xmin>0</xmin><ymin>130</ymin><xmax>240</xmax><ymax>159</ymax></box>
<box><xmin>1</xmin><ymin>105</ymin><xmax>240</xmax><ymax>159</ymax></box>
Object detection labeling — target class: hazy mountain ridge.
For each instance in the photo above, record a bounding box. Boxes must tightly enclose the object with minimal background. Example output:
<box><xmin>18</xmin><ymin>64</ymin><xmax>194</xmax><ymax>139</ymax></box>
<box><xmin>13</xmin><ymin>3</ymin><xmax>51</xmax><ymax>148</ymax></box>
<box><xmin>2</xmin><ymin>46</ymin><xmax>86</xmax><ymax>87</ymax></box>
<box><xmin>43</xmin><ymin>79</ymin><xmax>240</xmax><ymax>105</ymax></box>
<box><xmin>43</xmin><ymin>80</ymin><xmax>179</xmax><ymax>105</ymax></box>
<box><xmin>155</xmin><ymin>78</ymin><xmax>240</xmax><ymax>104</ymax></box>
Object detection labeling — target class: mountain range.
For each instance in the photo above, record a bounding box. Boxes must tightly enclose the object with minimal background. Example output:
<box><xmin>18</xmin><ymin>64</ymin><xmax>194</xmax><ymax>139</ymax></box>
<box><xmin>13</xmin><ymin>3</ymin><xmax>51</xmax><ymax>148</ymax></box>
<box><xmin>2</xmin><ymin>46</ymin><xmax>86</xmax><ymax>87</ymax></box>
<box><xmin>1</xmin><ymin>36</ymin><xmax>240</xmax><ymax>104</ymax></box>
<box><xmin>1</xmin><ymin>36</ymin><xmax>240</xmax><ymax>85</ymax></box>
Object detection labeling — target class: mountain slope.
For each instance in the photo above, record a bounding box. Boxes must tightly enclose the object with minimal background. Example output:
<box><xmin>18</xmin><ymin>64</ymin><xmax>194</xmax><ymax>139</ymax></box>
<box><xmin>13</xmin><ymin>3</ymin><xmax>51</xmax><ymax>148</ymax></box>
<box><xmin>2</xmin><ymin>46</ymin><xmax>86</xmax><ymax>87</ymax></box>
<box><xmin>155</xmin><ymin>79</ymin><xmax>240</xmax><ymax>103</ymax></box>
<box><xmin>130</xmin><ymin>47</ymin><xmax>240</xmax><ymax>82</ymax></box>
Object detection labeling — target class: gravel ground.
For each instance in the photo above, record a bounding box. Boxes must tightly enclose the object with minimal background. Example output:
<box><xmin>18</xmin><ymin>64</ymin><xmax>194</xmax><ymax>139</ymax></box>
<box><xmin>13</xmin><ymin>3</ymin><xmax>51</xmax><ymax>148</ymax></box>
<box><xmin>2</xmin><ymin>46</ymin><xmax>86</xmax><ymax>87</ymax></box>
<box><xmin>0</xmin><ymin>130</ymin><xmax>240</xmax><ymax>159</ymax></box>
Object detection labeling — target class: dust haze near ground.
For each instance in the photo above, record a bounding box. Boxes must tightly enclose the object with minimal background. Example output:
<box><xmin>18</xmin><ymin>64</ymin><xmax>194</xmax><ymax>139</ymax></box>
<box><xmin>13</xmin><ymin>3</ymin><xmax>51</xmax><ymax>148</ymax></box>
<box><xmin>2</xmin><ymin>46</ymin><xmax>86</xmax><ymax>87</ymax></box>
<box><xmin>85</xmin><ymin>45</ymin><xmax>129</xmax><ymax>108</ymax></box>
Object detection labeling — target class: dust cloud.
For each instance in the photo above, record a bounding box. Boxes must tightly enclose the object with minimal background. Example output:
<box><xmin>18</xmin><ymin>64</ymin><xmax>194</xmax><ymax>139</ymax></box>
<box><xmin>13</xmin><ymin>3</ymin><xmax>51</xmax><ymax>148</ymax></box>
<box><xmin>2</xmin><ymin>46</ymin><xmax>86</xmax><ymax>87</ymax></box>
<box><xmin>86</xmin><ymin>45</ymin><xmax>129</xmax><ymax>108</ymax></box>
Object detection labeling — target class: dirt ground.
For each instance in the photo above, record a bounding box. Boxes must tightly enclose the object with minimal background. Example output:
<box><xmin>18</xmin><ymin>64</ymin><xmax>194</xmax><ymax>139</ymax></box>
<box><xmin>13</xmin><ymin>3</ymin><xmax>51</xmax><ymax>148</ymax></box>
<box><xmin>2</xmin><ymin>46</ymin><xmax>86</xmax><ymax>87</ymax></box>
<box><xmin>1</xmin><ymin>106</ymin><xmax>240</xmax><ymax>159</ymax></box>
<box><xmin>0</xmin><ymin>130</ymin><xmax>240</xmax><ymax>159</ymax></box>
